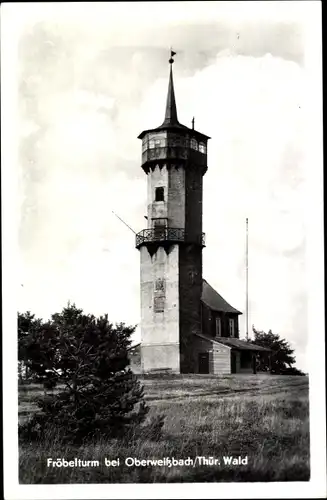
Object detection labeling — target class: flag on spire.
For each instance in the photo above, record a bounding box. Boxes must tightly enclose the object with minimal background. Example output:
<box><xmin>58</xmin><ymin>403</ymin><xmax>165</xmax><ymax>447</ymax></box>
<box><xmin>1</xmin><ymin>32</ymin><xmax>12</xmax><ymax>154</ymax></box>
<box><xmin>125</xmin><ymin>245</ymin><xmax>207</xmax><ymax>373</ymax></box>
<box><xmin>163</xmin><ymin>50</ymin><xmax>179</xmax><ymax>125</ymax></box>
<box><xmin>169</xmin><ymin>49</ymin><xmax>176</xmax><ymax>64</ymax></box>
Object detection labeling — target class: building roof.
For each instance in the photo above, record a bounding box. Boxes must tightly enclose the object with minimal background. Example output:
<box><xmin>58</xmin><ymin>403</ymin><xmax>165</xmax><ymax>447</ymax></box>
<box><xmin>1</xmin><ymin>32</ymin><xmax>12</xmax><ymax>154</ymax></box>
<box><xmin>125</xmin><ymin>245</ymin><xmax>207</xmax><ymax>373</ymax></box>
<box><xmin>214</xmin><ymin>337</ymin><xmax>271</xmax><ymax>352</ymax></box>
<box><xmin>195</xmin><ymin>333</ymin><xmax>271</xmax><ymax>352</ymax></box>
<box><xmin>201</xmin><ymin>279</ymin><xmax>242</xmax><ymax>315</ymax></box>
<box><xmin>195</xmin><ymin>332</ymin><xmax>231</xmax><ymax>347</ymax></box>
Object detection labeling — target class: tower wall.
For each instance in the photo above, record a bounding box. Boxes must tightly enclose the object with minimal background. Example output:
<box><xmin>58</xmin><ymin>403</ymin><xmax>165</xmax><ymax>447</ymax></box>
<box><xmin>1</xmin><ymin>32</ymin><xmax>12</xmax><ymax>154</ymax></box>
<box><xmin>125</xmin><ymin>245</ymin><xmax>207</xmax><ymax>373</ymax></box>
<box><xmin>140</xmin><ymin>244</ymin><xmax>180</xmax><ymax>372</ymax></box>
<box><xmin>185</xmin><ymin>166</ymin><xmax>203</xmax><ymax>239</ymax></box>
<box><xmin>179</xmin><ymin>245</ymin><xmax>203</xmax><ymax>372</ymax></box>
<box><xmin>140</xmin><ymin>164</ymin><xmax>204</xmax><ymax>373</ymax></box>
<box><xmin>168</xmin><ymin>165</ymin><xmax>185</xmax><ymax>228</ymax></box>
<box><xmin>179</xmin><ymin>166</ymin><xmax>204</xmax><ymax>372</ymax></box>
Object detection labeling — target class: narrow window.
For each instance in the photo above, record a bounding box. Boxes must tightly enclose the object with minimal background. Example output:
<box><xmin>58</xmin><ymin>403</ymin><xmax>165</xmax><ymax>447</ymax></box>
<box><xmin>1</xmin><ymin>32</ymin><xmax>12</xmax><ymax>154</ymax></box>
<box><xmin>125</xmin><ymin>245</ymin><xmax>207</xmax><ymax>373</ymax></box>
<box><xmin>155</xmin><ymin>187</ymin><xmax>164</xmax><ymax>202</ymax></box>
<box><xmin>199</xmin><ymin>142</ymin><xmax>206</xmax><ymax>154</ymax></box>
<box><xmin>149</xmin><ymin>140</ymin><xmax>155</xmax><ymax>149</ymax></box>
<box><xmin>215</xmin><ymin>317</ymin><xmax>221</xmax><ymax>337</ymax></box>
<box><xmin>173</xmin><ymin>136</ymin><xmax>183</xmax><ymax>146</ymax></box>
<box><xmin>229</xmin><ymin>318</ymin><xmax>235</xmax><ymax>337</ymax></box>
<box><xmin>190</xmin><ymin>138</ymin><xmax>198</xmax><ymax>150</ymax></box>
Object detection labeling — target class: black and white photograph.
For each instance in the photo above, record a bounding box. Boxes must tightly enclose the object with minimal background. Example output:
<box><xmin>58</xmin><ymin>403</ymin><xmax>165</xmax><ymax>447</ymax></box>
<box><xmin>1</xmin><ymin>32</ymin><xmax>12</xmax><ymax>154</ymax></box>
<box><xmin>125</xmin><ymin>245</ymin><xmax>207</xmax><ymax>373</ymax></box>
<box><xmin>2</xmin><ymin>1</ymin><xmax>325</xmax><ymax>498</ymax></box>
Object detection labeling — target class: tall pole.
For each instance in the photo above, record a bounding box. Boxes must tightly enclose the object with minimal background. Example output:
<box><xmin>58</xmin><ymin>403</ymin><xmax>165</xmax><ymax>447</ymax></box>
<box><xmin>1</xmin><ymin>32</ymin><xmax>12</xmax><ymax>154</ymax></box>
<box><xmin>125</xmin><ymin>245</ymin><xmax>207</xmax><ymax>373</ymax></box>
<box><xmin>111</xmin><ymin>210</ymin><xmax>136</xmax><ymax>234</ymax></box>
<box><xmin>246</xmin><ymin>217</ymin><xmax>249</xmax><ymax>341</ymax></box>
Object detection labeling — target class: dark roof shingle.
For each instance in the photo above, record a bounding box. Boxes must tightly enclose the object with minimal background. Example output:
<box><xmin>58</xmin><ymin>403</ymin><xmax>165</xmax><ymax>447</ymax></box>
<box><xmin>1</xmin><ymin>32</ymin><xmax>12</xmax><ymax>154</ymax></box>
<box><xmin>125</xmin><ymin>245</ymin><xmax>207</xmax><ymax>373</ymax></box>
<box><xmin>195</xmin><ymin>333</ymin><xmax>271</xmax><ymax>352</ymax></box>
<box><xmin>214</xmin><ymin>337</ymin><xmax>271</xmax><ymax>352</ymax></box>
<box><xmin>201</xmin><ymin>279</ymin><xmax>242</xmax><ymax>315</ymax></box>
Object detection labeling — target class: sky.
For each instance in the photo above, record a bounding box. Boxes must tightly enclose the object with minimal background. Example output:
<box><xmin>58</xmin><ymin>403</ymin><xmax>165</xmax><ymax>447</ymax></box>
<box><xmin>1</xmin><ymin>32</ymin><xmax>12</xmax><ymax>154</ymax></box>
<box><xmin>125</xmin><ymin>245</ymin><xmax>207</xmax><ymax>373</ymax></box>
<box><xmin>8</xmin><ymin>1</ymin><xmax>322</xmax><ymax>372</ymax></box>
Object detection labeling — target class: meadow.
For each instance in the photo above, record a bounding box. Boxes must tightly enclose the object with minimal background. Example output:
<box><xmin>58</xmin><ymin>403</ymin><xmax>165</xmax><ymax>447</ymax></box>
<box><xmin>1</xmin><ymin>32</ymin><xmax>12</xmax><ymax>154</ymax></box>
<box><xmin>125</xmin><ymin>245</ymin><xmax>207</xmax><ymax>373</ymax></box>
<box><xmin>19</xmin><ymin>374</ymin><xmax>310</xmax><ymax>483</ymax></box>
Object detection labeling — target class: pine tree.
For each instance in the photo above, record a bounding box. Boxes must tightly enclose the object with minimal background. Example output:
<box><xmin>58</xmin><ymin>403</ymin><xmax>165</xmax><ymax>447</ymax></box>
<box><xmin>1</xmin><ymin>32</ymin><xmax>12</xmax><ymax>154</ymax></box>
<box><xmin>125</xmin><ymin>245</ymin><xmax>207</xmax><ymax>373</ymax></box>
<box><xmin>18</xmin><ymin>304</ymin><xmax>149</xmax><ymax>443</ymax></box>
<box><xmin>251</xmin><ymin>326</ymin><xmax>299</xmax><ymax>374</ymax></box>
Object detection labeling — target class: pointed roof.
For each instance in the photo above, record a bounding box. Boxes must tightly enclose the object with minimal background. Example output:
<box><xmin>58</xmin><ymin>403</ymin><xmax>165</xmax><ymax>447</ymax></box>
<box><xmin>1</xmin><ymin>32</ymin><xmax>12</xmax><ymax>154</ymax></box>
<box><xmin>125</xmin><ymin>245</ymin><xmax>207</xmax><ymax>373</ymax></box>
<box><xmin>138</xmin><ymin>53</ymin><xmax>210</xmax><ymax>140</ymax></box>
<box><xmin>201</xmin><ymin>279</ymin><xmax>242</xmax><ymax>315</ymax></box>
<box><xmin>161</xmin><ymin>63</ymin><xmax>179</xmax><ymax>126</ymax></box>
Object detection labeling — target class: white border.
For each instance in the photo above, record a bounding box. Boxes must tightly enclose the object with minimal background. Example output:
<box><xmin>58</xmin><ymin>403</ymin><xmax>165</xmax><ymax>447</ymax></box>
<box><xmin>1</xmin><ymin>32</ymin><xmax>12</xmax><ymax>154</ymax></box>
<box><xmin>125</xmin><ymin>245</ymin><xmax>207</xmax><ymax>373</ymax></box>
<box><xmin>2</xmin><ymin>2</ymin><xmax>325</xmax><ymax>499</ymax></box>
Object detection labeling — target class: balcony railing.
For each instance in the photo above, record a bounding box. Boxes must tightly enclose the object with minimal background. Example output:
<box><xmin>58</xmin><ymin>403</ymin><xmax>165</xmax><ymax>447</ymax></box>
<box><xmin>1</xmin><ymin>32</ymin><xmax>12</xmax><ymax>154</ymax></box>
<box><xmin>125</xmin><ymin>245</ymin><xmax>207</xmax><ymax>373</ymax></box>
<box><xmin>135</xmin><ymin>228</ymin><xmax>205</xmax><ymax>249</ymax></box>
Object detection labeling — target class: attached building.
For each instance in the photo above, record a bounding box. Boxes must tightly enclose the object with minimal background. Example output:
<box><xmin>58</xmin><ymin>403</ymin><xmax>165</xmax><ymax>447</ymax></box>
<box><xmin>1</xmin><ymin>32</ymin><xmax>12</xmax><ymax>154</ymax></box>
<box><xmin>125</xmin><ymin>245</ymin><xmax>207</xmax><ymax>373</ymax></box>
<box><xmin>128</xmin><ymin>279</ymin><xmax>271</xmax><ymax>375</ymax></box>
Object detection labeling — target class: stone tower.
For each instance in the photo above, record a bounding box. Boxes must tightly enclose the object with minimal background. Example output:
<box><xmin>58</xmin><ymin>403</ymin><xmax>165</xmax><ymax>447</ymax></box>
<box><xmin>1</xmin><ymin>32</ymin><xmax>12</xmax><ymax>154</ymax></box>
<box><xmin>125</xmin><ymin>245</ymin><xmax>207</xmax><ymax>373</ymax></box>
<box><xmin>135</xmin><ymin>53</ymin><xmax>210</xmax><ymax>373</ymax></box>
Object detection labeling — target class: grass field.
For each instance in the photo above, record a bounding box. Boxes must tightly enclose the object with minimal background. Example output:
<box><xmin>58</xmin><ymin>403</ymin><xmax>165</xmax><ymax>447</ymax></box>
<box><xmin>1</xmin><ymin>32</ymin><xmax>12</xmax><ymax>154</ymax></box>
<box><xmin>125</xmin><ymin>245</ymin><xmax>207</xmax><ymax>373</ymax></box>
<box><xmin>19</xmin><ymin>374</ymin><xmax>310</xmax><ymax>483</ymax></box>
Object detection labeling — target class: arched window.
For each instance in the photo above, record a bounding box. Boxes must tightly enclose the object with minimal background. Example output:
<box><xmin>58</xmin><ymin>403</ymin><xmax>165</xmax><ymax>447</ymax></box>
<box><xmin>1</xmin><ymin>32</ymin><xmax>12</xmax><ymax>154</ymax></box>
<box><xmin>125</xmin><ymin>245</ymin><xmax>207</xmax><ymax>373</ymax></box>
<box><xmin>199</xmin><ymin>142</ymin><xmax>206</xmax><ymax>154</ymax></box>
<box><xmin>190</xmin><ymin>138</ymin><xmax>198</xmax><ymax>150</ymax></box>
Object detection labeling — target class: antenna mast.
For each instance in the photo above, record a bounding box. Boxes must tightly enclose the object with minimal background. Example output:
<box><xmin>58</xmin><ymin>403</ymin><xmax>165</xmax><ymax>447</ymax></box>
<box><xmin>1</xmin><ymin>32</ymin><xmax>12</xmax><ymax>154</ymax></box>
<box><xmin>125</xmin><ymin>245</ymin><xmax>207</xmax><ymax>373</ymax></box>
<box><xmin>246</xmin><ymin>217</ymin><xmax>249</xmax><ymax>341</ymax></box>
<box><xmin>111</xmin><ymin>210</ymin><xmax>136</xmax><ymax>234</ymax></box>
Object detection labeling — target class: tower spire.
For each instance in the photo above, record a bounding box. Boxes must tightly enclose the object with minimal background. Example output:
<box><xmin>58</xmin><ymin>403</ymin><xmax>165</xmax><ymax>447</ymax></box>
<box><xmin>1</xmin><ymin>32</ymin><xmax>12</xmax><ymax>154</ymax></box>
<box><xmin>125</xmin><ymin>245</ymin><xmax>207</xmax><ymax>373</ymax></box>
<box><xmin>162</xmin><ymin>49</ymin><xmax>179</xmax><ymax>126</ymax></box>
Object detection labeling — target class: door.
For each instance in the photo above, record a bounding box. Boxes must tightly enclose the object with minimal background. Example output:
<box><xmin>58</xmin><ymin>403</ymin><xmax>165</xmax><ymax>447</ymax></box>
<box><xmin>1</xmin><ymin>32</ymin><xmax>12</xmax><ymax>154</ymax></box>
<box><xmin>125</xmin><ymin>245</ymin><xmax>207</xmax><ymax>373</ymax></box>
<box><xmin>153</xmin><ymin>219</ymin><xmax>167</xmax><ymax>241</ymax></box>
<box><xmin>198</xmin><ymin>352</ymin><xmax>209</xmax><ymax>374</ymax></box>
<box><xmin>231</xmin><ymin>351</ymin><xmax>237</xmax><ymax>373</ymax></box>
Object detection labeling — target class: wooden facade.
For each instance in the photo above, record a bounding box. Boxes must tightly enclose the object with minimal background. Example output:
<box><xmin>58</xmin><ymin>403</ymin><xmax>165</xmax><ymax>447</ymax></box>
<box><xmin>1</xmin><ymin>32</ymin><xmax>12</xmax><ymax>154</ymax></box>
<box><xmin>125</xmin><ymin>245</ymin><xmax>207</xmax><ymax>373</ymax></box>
<box><xmin>193</xmin><ymin>333</ymin><xmax>231</xmax><ymax>375</ymax></box>
<box><xmin>193</xmin><ymin>279</ymin><xmax>271</xmax><ymax>375</ymax></box>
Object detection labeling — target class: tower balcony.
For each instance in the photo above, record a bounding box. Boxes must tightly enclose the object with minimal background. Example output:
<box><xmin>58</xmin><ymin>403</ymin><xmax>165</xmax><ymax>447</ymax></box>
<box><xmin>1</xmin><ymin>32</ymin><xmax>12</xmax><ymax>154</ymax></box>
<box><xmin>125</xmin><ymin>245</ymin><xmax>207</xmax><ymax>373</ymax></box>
<box><xmin>135</xmin><ymin>227</ymin><xmax>206</xmax><ymax>249</ymax></box>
